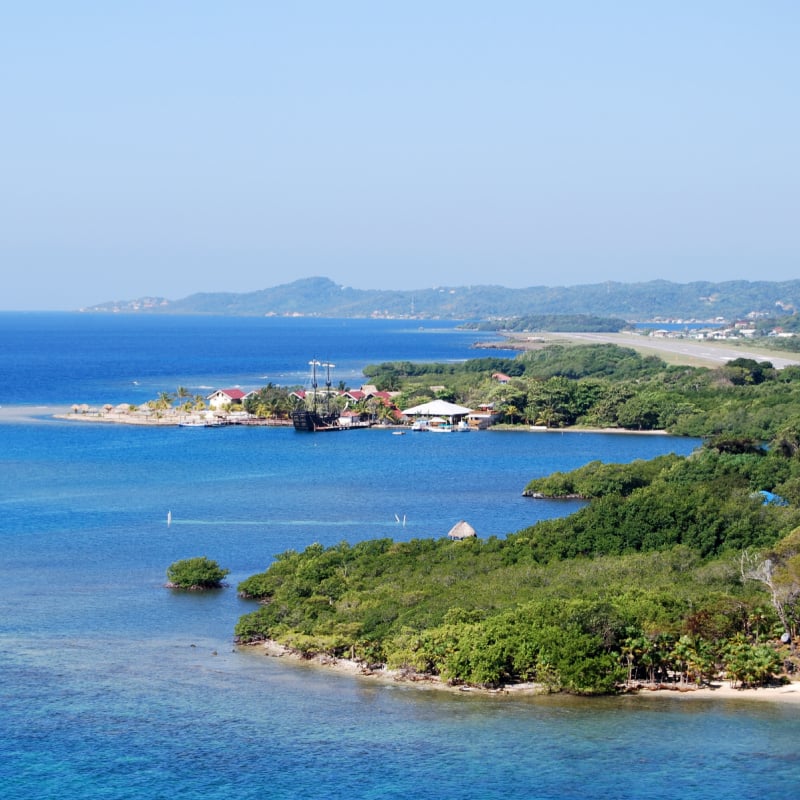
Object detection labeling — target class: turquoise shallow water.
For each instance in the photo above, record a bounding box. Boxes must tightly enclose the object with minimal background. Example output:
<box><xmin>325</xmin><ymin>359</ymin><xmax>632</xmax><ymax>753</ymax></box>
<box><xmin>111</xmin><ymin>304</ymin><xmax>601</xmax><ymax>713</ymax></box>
<box><xmin>4</xmin><ymin>636</ymin><xmax>800</xmax><ymax>800</ymax></box>
<box><xmin>1</xmin><ymin>314</ymin><xmax>798</xmax><ymax>798</ymax></box>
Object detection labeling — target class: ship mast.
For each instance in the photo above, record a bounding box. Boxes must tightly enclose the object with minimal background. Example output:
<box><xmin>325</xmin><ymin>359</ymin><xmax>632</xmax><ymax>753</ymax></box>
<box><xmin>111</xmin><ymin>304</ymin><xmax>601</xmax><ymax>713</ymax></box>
<box><xmin>309</xmin><ymin>360</ymin><xmax>320</xmax><ymax>412</ymax></box>
<box><xmin>321</xmin><ymin>361</ymin><xmax>335</xmax><ymax>415</ymax></box>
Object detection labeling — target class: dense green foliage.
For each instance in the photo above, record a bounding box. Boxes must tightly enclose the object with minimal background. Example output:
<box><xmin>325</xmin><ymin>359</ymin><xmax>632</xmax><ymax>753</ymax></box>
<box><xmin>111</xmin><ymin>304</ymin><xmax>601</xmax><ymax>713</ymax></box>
<box><xmin>519</xmin><ymin>445</ymin><xmax>800</xmax><ymax>560</ymax></box>
<box><xmin>243</xmin><ymin>383</ymin><xmax>299</xmax><ymax>418</ymax></box>
<box><xmin>368</xmin><ymin>343</ymin><xmax>800</xmax><ymax>441</ymax></box>
<box><xmin>463</xmin><ymin>314</ymin><xmax>628</xmax><ymax>333</ymax></box>
<box><xmin>363</xmin><ymin>357</ymin><xmax>524</xmax><ymax>381</ymax></box>
<box><xmin>235</xmin><ymin>443</ymin><xmax>800</xmax><ymax>693</ymax></box>
<box><xmin>363</xmin><ymin>357</ymin><xmax>524</xmax><ymax>393</ymax></box>
<box><xmin>520</xmin><ymin>343</ymin><xmax>664</xmax><ymax>378</ymax></box>
<box><xmin>522</xmin><ymin>455</ymin><xmax>682</xmax><ymax>498</ymax></box>
<box><xmin>166</xmin><ymin>557</ymin><xmax>230</xmax><ymax>590</ymax></box>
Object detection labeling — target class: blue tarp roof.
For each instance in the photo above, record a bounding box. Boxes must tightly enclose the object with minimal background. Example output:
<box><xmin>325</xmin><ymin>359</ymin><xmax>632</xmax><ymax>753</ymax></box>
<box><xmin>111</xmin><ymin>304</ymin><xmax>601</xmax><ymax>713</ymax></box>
<box><xmin>759</xmin><ymin>490</ymin><xmax>788</xmax><ymax>506</ymax></box>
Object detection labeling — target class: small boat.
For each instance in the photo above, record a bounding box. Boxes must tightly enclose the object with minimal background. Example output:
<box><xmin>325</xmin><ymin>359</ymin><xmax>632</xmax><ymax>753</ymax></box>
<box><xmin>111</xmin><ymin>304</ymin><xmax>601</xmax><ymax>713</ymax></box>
<box><xmin>429</xmin><ymin>418</ymin><xmax>470</xmax><ymax>433</ymax></box>
<box><xmin>392</xmin><ymin>430</ymin><xmax>406</xmax><ymax>436</ymax></box>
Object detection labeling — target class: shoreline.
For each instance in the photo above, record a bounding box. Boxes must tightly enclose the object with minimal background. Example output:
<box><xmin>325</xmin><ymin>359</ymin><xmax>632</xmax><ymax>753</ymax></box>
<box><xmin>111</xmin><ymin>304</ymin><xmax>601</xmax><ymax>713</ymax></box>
<box><xmin>523</xmin><ymin>425</ymin><xmax>669</xmax><ymax>435</ymax></box>
<box><xmin>0</xmin><ymin>404</ymin><xmax>676</xmax><ymax>437</ymax></box>
<box><xmin>0</xmin><ymin>404</ymin><xmax>289</xmax><ymax>427</ymax></box>
<box><xmin>244</xmin><ymin>640</ymin><xmax>800</xmax><ymax>704</ymax></box>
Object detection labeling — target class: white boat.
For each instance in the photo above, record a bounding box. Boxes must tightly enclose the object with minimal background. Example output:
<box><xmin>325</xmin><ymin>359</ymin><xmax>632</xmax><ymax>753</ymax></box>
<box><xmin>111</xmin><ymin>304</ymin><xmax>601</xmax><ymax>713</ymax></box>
<box><xmin>429</xmin><ymin>418</ymin><xmax>470</xmax><ymax>433</ymax></box>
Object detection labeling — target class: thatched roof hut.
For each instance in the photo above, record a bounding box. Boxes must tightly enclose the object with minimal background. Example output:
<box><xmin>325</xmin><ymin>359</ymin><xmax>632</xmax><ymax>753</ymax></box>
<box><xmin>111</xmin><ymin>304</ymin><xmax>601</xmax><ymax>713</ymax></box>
<box><xmin>447</xmin><ymin>520</ymin><xmax>477</xmax><ymax>540</ymax></box>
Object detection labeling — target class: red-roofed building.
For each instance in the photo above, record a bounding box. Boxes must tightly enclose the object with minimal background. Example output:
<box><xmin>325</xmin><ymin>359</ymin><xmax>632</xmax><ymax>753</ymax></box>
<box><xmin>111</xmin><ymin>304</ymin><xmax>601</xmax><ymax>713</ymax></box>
<box><xmin>207</xmin><ymin>388</ymin><xmax>246</xmax><ymax>410</ymax></box>
<box><xmin>369</xmin><ymin>391</ymin><xmax>394</xmax><ymax>404</ymax></box>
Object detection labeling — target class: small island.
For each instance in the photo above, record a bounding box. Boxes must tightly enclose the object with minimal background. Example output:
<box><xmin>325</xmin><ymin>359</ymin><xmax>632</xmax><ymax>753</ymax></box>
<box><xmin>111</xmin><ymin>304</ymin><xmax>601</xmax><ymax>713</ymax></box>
<box><xmin>166</xmin><ymin>557</ymin><xmax>230</xmax><ymax>590</ymax></box>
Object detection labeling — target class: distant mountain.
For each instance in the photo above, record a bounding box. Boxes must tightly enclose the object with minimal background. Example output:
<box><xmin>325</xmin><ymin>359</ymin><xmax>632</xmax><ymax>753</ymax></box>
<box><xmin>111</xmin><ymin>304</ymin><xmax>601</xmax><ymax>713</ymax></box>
<box><xmin>81</xmin><ymin>276</ymin><xmax>800</xmax><ymax>322</ymax></box>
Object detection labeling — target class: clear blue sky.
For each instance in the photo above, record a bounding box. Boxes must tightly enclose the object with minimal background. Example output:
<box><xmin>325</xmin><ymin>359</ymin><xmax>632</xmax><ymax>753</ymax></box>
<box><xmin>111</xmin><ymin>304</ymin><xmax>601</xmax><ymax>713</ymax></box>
<box><xmin>2</xmin><ymin>2</ymin><xmax>798</xmax><ymax>310</ymax></box>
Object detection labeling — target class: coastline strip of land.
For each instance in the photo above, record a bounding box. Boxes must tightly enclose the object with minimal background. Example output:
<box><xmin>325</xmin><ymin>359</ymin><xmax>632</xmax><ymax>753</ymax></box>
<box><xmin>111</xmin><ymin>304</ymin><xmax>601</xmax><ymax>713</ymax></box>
<box><xmin>245</xmin><ymin>640</ymin><xmax>800</xmax><ymax>703</ymax></box>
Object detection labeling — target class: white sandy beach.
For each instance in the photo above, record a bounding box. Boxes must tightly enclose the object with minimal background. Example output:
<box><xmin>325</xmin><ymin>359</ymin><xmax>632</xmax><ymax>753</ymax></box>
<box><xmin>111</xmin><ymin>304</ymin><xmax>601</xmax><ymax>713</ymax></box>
<box><xmin>248</xmin><ymin>640</ymin><xmax>800</xmax><ymax>704</ymax></box>
<box><xmin>0</xmin><ymin>404</ymin><xmax>184</xmax><ymax>426</ymax></box>
<box><xmin>53</xmin><ymin>411</ymin><xmax>183</xmax><ymax>425</ymax></box>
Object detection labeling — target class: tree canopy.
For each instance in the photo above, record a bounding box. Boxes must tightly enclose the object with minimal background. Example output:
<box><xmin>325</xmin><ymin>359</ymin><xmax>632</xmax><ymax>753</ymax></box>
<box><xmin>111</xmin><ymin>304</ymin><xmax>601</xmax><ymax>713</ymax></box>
<box><xmin>167</xmin><ymin>557</ymin><xmax>230</xmax><ymax>590</ymax></box>
<box><xmin>362</xmin><ymin>343</ymin><xmax>800</xmax><ymax>440</ymax></box>
<box><xmin>235</xmin><ymin>440</ymin><xmax>800</xmax><ymax>692</ymax></box>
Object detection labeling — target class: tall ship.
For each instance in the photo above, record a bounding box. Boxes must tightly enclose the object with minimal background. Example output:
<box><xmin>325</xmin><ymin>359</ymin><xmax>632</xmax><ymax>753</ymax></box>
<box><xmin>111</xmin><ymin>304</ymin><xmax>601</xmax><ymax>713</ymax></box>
<box><xmin>291</xmin><ymin>360</ymin><xmax>341</xmax><ymax>432</ymax></box>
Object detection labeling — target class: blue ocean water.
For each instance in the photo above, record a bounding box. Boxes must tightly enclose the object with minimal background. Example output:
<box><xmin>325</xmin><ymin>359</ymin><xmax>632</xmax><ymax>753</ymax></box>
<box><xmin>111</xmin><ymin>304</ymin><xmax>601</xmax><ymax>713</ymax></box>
<box><xmin>1</xmin><ymin>314</ymin><xmax>798</xmax><ymax>799</ymax></box>
<box><xmin>0</xmin><ymin>313</ymin><xmax>510</xmax><ymax>407</ymax></box>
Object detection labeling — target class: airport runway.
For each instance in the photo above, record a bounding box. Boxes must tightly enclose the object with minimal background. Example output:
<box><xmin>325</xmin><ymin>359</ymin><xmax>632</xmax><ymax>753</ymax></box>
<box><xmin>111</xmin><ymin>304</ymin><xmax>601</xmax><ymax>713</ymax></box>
<box><xmin>507</xmin><ymin>331</ymin><xmax>800</xmax><ymax>370</ymax></box>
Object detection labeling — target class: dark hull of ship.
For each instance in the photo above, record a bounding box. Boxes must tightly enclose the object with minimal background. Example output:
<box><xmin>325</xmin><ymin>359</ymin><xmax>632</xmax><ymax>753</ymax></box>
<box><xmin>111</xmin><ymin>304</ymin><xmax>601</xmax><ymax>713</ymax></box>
<box><xmin>291</xmin><ymin>409</ymin><xmax>341</xmax><ymax>432</ymax></box>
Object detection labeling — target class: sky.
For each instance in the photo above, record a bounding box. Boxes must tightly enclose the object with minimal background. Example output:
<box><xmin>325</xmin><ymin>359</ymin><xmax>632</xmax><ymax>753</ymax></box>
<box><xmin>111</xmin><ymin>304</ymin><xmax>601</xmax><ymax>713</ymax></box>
<box><xmin>1</xmin><ymin>2</ymin><xmax>798</xmax><ymax>310</ymax></box>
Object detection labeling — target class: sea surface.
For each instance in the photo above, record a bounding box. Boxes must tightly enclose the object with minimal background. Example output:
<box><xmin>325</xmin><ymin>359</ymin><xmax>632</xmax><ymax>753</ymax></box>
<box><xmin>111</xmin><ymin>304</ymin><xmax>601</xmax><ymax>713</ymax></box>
<box><xmin>1</xmin><ymin>313</ymin><xmax>798</xmax><ymax>799</ymax></box>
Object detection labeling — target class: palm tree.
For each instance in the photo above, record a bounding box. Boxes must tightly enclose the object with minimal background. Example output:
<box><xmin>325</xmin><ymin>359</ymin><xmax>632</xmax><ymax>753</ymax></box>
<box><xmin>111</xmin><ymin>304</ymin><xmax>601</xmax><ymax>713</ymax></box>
<box><xmin>375</xmin><ymin>401</ymin><xmax>397</xmax><ymax>425</ymax></box>
<box><xmin>156</xmin><ymin>391</ymin><xmax>174</xmax><ymax>410</ymax></box>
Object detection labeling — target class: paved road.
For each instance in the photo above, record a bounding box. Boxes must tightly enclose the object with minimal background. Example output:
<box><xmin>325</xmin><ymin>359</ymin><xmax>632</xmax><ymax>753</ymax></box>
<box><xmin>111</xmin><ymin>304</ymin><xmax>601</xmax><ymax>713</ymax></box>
<box><xmin>509</xmin><ymin>331</ymin><xmax>800</xmax><ymax>369</ymax></box>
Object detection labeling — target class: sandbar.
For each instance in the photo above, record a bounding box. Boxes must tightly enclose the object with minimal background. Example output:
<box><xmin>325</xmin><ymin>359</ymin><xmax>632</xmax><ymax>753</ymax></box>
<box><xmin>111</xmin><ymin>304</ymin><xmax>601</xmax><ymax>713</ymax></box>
<box><xmin>0</xmin><ymin>404</ymin><xmax>71</xmax><ymax>424</ymax></box>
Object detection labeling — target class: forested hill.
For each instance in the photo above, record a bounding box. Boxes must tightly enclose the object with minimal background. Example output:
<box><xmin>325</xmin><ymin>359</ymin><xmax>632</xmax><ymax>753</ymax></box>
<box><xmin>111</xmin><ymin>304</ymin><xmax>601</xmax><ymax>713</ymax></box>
<box><xmin>82</xmin><ymin>276</ymin><xmax>800</xmax><ymax>322</ymax></box>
